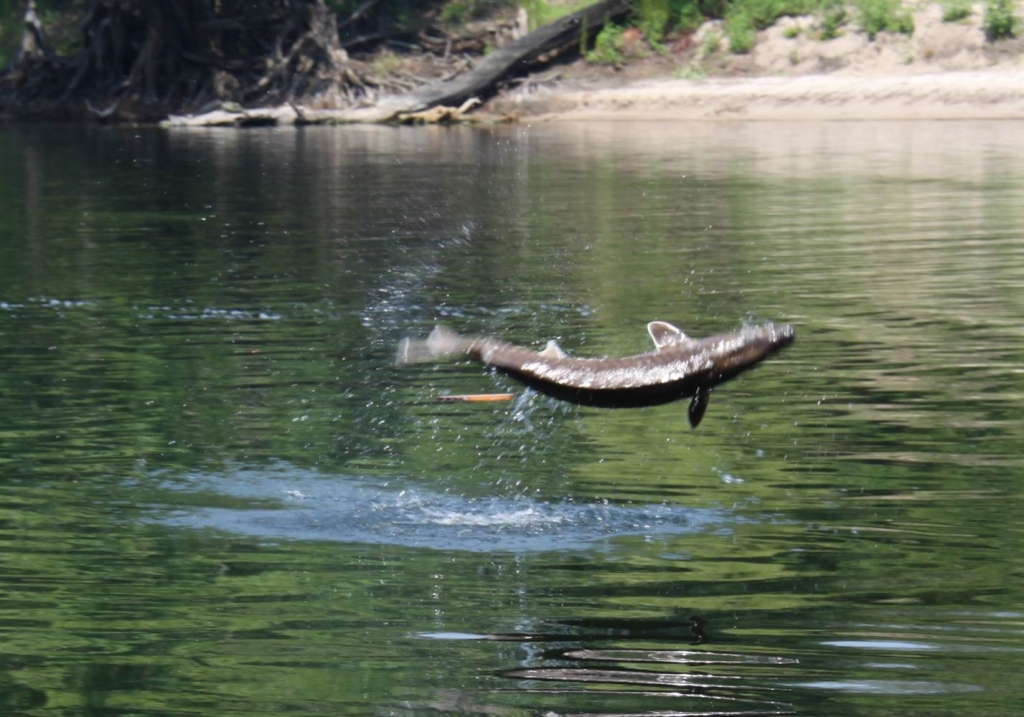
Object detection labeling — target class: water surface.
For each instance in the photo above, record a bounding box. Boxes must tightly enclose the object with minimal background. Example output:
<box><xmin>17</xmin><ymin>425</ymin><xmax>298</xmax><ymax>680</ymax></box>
<box><xmin>1</xmin><ymin>120</ymin><xmax>1023</xmax><ymax>715</ymax></box>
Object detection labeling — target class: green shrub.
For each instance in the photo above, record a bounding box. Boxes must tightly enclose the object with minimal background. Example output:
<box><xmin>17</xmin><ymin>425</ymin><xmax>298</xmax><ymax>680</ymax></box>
<box><xmin>586</xmin><ymin>23</ymin><xmax>625</xmax><ymax>65</ymax></box>
<box><xmin>675</xmin><ymin>62</ymin><xmax>708</xmax><ymax>78</ymax></box>
<box><xmin>697</xmin><ymin>0</ymin><xmax>730</xmax><ymax>17</ymax></box>
<box><xmin>941</xmin><ymin>0</ymin><xmax>973</xmax><ymax>22</ymax></box>
<box><xmin>856</xmin><ymin>0</ymin><xmax>914</xmax><ymax>38</ymax></box>
<box><xmin>675</xmin><ymin>2</ymin><xmax>706</xmax><ymax>32</ymax></box>
<box><xmin>371</xmin><ymin>51</ymin><xmax>404</xmax><ymax>76</ymax></box>
<box><xmin>440</xmin><ymin>0</ymin><xmax>471</xmax><ymax>25</ymax></box>
<box><xmin>523</xmin><ymin>0</ymin><xmax>593</xmax><ymax>31</ymax></box>
<box><xmin>732</xmin><ymin>0</ymin><xmax>820</xmax><ymax>29</ymax></box>
<box><xmin>725</xmin><ymin>8</ymin><xmax>756</xmax><ymax>52</ymax></box>
<box><xmin>983</xmin><ymin>0</ymin><xmax>1020</xmax><ymax>39</ymax></box>
<box><xmin>782</xmin><ymin>24</ymin><xmax>802</xmax><ymax>38</ymax></box>
<box><xmin>663</xmin><ymin>0</ymin><xmax>825</xmax><ymax>39</ymax></box>
<box><xmin>636</xmin><ymin>0</ymin><xmax>672</xmax><ymax>41</ymax></box>
<box><xmin>701</xmin><ymin>29</ymin><xmax>721</xmax><ymax>54</ymax></box>
<box><xmin>761</xmin><ymin>0</ymin><xmax>803</xmax><ymax>28</ymax></box>
<box><xmin>818</xmin><ymin>0</ymin><xmax>848</xmax><ymax>39</ymax></box>
<box><xmin>891</xmin><ymin>6</ymin><xmax>915</xmax><ymax>34</ymax></box>
<box><xmin>669</xmin><ymin>0</ymin><xmax>727</xmax><ymax>26</ymax></box>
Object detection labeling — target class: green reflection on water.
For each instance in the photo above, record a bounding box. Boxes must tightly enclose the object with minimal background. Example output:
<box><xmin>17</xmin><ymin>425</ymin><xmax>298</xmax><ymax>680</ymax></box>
<box><xmin>1</xmin><ymin>121</ymin><xmax>1023</xmax><ymax>716</ymax></box>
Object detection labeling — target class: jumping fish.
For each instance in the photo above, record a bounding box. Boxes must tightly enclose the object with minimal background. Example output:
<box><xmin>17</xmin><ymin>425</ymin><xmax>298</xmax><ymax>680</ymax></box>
<box><xmin>396</xmin><ymin>321</ymin><xmax>795</xmax><ymax>427</ymax></box>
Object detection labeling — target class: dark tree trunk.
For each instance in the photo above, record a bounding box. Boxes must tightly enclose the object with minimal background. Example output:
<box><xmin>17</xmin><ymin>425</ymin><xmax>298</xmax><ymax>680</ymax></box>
<box><xmin>343</xmin><ymin>0</ymin><xmax>632</xmax><ymax>122</ymax></box>
<box><xmin>405</xmin><ymin>0</ymin><xmax>631</xmax><ymax>111</ymax></box>
<box><xmin>15</xmin><ymin>0</ymin><xmax>55</xmax><ymax>64</ymax></box>
<box><xmin>2</xmin><ymin>1</ymin><xmax>60</xmax><ymax>99</ymax></box>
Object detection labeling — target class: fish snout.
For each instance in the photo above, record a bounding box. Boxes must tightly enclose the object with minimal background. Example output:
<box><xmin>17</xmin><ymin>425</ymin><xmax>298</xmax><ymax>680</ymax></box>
<box><xmin>718</xmin><ymin>322</ymin><xmax>796</xmax><ymax>375</ymax></box>
<box><xmin>767</xmin><ymin>322</ymin><xmax>796</xmax><ymax>349</ymax></box>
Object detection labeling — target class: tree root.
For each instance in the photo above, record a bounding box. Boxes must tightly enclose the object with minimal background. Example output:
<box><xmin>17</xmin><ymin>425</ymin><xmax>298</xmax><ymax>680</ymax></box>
<box><xmin>6</xmin><ymin>0</ymin><xmax>629</xmax><ymax>124</ymax></box>
<box><xmin>5</xmin><ymin>0</ymin><xmax>379</xmax><ymax>119</ymax></box>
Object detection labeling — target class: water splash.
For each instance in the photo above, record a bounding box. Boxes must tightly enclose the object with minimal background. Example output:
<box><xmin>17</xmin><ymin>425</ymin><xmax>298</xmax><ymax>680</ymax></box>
<box><xmin>151</xmin><ymin>465</ymin><xmax>735</xmax><ymax>553</ymax></box>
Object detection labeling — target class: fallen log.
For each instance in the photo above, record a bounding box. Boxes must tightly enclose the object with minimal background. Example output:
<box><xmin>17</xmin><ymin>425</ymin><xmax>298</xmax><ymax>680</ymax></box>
<box><xmin>415</xmin><ymin>1</ymin><xmax>629</xmax><ymax>103</ymax></box>
<box><xmin>397</xmin><ymin>97</ymin><xmax>481</xmax><ymax>124</ymax></box>
<box><xmin>163</xmin><ymin>103</ymin><xmax>301</xmax><ymax>127</ymax></box>
<box><xmin>161</xmin><ymin>0</ymin><xmax>632</xmax><ymax>126</ymax></box>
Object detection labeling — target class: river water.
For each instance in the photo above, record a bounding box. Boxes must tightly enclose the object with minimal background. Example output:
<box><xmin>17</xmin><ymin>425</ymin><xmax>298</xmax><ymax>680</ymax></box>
<box><xmin>1</xmin><ymin>120</ymin><xmax>1022</xmax><ymax>716</ymax></box>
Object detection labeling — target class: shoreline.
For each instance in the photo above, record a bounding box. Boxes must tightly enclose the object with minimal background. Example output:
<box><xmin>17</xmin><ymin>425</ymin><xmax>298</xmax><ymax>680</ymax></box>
<box><xmin>5</xmin><ymin>2</ymin><xmax>1023</xmax><ymax>127</ymax></box>
<box><xmin>500</xmin><ymin>69</ymin><xmax>1024</xmax><ymax>122</ymax></box>
<box><xmin>12</xmin><ymin>67</ymin><xmax>1022</xmax><ymax>127</ymax></box>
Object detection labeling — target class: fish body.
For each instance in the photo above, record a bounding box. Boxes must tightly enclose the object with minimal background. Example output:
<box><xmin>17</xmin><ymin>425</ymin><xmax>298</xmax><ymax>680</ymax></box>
<box><xmin>396</xmin><ymin>321</ymin><xmax>795</xmax><ymax>427</ymax></box>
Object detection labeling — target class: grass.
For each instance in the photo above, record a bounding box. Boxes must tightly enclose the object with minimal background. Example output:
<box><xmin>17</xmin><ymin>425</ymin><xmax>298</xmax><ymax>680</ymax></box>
<box><xmin>370</xmin><ymin>50</ymin><xmax>405</xmax><ymax>76</ymax></box>
<box><xmin>982</xmin><ymin>0</ymin><xmax>1020</xmax><ymax>39</ymax></box>
<box><xmin>855</xmin><ymin>0</ymin><xmax>914</xmax><ymax>38</ymax></box>
<box><xmin>492</xmin><ymin>0</ymin><xmax>924</xmax><ymax>60</ymax></box>
<box><xmin>941</xmin><ymin>0</ymin><xmax>973</xmax><ymax>22</ymax></box>
<box><xmin>440</xmin><ymin>1</ymin><xmax>472</xmax><ymax>25</ymax></box>
<box><xmin>701</xmin><ymin>29</ymin><xmax>722</xmax><ymax>54</ymax></box>
<box><xmin>637</xmin><ymin>0</ymin><xmax>672</xmax><ymax>41</ymax></box>
<box><xmin>586</xmin><ymin>23</ymin><xmax>625</xmax><ymax>65</ymax></box>
<box><xmin>675</xmin><ymin>62</ymin><xmax>708</xmax><ymax>78</ymax></box>
<box><xmin>720</xmin><ymin>0</ymin><xmax>824</xmax><ymax>54</ymax></box>
<box><xmin>440</xmin><ymin>0</ymin><xmax>518</xmax><ymax>27</ymax></box>
<box><xmin>522</xmin><ymin>0</ymin><xmax>592</xmax><ymax>32</ymax></box>
<box><xmin>818</xmin><ymin>0</ymin><xmax>848</xmax><ymax>38</ymax></box>
<box><xmin>725</xmin><ymin>8</ymin><xmax>757</xmax><ymax>53</ymax></box>
<box><xmin>675</xmin><ymin>2</ymin><xmax>705</xmax><ymax>32</ymax></box>
<box><xmin>711</xmin><ymin>0</ymin><xmax>919</xmax><ymax>52</ymax></box>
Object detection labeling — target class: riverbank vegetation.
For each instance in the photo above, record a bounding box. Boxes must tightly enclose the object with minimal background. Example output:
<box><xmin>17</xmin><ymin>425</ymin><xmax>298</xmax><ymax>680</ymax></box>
<box><xmin>1</xmin><ymin>0</ymin><xmax>1020</xmax><ymax>121</ymax></box>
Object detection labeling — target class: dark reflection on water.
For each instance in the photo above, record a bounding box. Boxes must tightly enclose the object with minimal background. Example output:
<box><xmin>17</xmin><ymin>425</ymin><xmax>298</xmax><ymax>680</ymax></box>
<box><xmin>495</xmin><ymin>617</ymin><xmax>800</xmax><ymax>715</ymax></box>
<box><xmin>1</xmin><ymin>121</ymin><xmax>1023</xmax><ymax>716</ymax></box>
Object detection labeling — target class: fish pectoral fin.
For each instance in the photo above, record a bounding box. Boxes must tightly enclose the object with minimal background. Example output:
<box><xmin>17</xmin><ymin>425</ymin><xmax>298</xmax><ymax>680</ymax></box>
<box><xmin>647</xmin><ymin>320</ymin><xmax>691</xmax><ymax>350</ymax></box>
<box><xmin>688</xmin><ymin>388</ymin><xmax>710</xmax><ymax>428</ymax></box>
<box><xmin>538</xmin><ymin>339</ymin><xmax>567</xmax><ymax>359</ymax></box>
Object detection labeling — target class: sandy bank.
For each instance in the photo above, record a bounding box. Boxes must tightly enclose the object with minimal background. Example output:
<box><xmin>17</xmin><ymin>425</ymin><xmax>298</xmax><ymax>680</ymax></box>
<box><xmin>491</xmin><ymin>4</ymin><xmax>1024</xmax><ymax>122</ymax></box>
<box><xmin>506</xmin><ymin>69</ymin><xmax>1024</xmax><ymax>121</ymax></box>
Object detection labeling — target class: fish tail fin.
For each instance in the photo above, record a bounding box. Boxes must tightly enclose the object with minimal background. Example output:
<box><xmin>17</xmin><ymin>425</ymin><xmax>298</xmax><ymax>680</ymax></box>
<box><xmin>395</xmin><ymin>325</ymin><xmax>471</xmax><ymax>365</ymax></box>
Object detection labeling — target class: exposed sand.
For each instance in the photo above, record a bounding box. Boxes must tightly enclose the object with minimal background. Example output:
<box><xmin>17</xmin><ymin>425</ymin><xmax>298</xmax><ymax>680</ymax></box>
<box><xmin>507</xmin><ymin>69</ymin><xmax>1024</xmax><ymax>121</ymax></box>
<box><xmin>493</xmin><ymin>4</ymin><xmax>1024</xmax><ymax>121</ymax></box>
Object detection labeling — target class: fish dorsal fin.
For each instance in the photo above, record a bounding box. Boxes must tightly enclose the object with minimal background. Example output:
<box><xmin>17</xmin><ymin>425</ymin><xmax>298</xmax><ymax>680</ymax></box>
<box><xmin>647</xmin><ymin>321</ymin><xmax>690</xmax><ymax>350</ymax></box>
<box><xmin>538</xmin><ymin>339</ymin><xmax>567</xmax><ymax>359</ymax></box>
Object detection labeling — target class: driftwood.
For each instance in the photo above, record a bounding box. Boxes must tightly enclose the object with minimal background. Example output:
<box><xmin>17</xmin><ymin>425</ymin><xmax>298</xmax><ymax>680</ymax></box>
<box><xmin>163</xmin><ymin>0</ymin><xmax>631</xmax><ymax>126</ymax></box>
<box><xmin>161</xmin><ymin>97</ymin><xmax>510</xmax><ymax>127</ymax></box>
<box><xmin>163</xmin><ymin>104</ymin><xmax>301</xmax><ymax>127</ymax></box>
<box><xmin>397</xmin><ymin>97</ymin><xmax>482</xmax><ymax>124</ymax></box>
